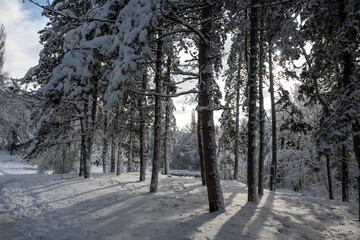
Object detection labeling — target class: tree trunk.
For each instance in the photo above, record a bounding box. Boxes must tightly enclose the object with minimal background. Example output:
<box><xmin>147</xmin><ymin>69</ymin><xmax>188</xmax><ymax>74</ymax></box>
<box><xmin>325</xmin><ymin>154</ymin><xmax>334</xmax><ymax>200</ymax></box>
<box><xmin>163</xmin><ymin>101</ymin><xmax>170</xmax><ymax>175</ymax></box>
<box><xmin>234</xmin><ymin>53</ymin><xmax>241</xmax><ymax>181</ymax></box>
<box><xmin>269</xmin><ymin>42</ymin><xmax>277</xmax><ymax>192</ymax></box>
<box><xmin>198</xmin><ymin>2</ymin><xmax>224</xmax><ymax>212</ymax></box>
<box><xmin>127</xmin><ymin>107</ymin><xmax>133</xmax><ymax>172</ymax></box>
<box><xmin>101</xmin><ymin>111</ymin><xmax>108</xmax><ymax>173</ymax></box>
<box><xmin>258</xmin><ymin>11</ymin><xmax>265</xmax><ymax>196</ymax></box>
<box><xmin>246</xmin><ymin>0</ymin><xmax>258</xmax><ymax>202</ymax></box>
<box><xmin>353</xmin><ymin>121</ymin><xmax>360</xmax><ymax>221</ymax></box>
<box><xmin>83</xmin><ymin>96</ymin><xmax>93</xmax><ymax>179</ymax></box>
<box><xmin>110</xmin><ymin>109</ymin><xmax>118</xmax><ymax>173</ymax></box>
<box><xmin>116</xmin><ymin>104</ymin><xmax>125</xmax><ymax>176</ymax></box>
<box><xmin>139</xmin><ymin>69</ymin><xmax>147</xmax><ymax>181</ymax></box>
<box><xmin>163</xmin><ymin>54</ymin><xmax>172</xmax><ymax>176</ymax></box>
<box><xmin>150</xmin><ymin>28</ymin><xmax>163</xmax><ymax>193</ymax></box>
<box><xmin>197</xmin><ymin>111</ymin><xmax>206</xmax><ymax>185</ymax></box>
<box><xmin>341</xmin><ymin>144</ymin><xmax>349</xmax><ymax>202</ymax></box>
<box><xmin>79</xmin><ymin>119</ymin><xmax>85</xmax><ymax>177</ymax></box>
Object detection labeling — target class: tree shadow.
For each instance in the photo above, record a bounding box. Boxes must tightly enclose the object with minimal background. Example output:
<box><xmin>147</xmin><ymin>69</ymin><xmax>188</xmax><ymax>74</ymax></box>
<box><xmin>214</xmin><ymin>193</ymin><xmax>268</xmax><ymax>240</ymax></box>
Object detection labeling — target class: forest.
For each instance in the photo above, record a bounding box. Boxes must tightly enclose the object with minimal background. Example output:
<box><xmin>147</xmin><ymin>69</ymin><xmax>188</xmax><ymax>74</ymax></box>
<box><xmin>0</xmin><ymin>0</ymin><xmax>359</xmax><ymax>222</ymax></box>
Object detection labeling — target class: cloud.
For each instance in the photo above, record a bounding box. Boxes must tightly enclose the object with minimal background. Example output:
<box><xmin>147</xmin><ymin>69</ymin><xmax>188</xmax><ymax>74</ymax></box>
<box><xmin>0</xmin><ymin>0</ymin><xmax>47</xmax><ymax>78</ymax></box>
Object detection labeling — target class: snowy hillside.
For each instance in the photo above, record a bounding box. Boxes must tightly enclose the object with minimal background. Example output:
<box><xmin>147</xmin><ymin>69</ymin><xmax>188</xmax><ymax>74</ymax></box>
<box><xmin>0</xmin><ymin>152</ymin><xmax>359</xmax><ymax>239</ymax></box>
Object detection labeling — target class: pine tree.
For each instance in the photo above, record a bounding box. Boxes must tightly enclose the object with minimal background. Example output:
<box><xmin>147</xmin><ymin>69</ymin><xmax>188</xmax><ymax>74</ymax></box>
<box><xmin>246</xmin><ymin>0</ymin><xmax>259</xmax><ymax>202</ymax></box>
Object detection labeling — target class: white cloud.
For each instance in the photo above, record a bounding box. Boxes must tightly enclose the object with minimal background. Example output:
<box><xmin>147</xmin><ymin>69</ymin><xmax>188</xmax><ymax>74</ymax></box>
<box><xmin>0</xmin><ymin>0</ymin><xmax>47</xmax><ymax>78</ymax></box>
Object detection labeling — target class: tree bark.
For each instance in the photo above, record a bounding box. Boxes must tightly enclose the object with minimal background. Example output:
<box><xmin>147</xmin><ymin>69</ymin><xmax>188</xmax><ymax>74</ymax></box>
<box><xmin>198</xmin><ymin>2</ymin><xmax>224</xmax><ymax>212</ymax></box>
<box><xmin>325</xmin><ymin>154</ymin><xmax>334</xmax><ymax>200</ymax></box>
<box><xmin>150</xmin><ymin>28</ymin><xmax>163</xmax><ymax>193</ymax></box>
<box><xmin>110</xmin><ymin>109</ymin><xmax>118</xmax><ymax>173</ymax></box>
<box><xmin>246</xmin><ymin>0</ymin><xmax>258</xmax><ymax>202</ymax></box>
<box><xmin>197</xmin><ymin>111</ymin><xmax>206</xmax><ymax>185</ymax></box>
<box><xmin>127</xmin><ymin>106</ymin><xmax>133</xmax><ymax>172</ymax></box>
<box><xmin>116</xmin><ymin>104</ymin><xmax>125</xmax><ymax>176</ymax></box>
<box><xmin>83</xmin><ymin>96</ymin><xmax>93</xmax><ymax>179</ymax></box>
<box><xmin>341</xmin><ymin>144</ymin><xmax>349</xmax><ymax>202</ymax></box>
<box><xmin>353</xmin><ymin>121</ymin><xmax>360</xmax><ymax>221</ymax></box>
<box><xmin>258</xmin><ymin>11</ymin><xmax>265</xmax><ymax>196</ymax></box>
<box><xmin>269</xmin><ymin>43</ymin><xmax>277</xmax><ymax>192</ymax></box>
<box><xmin>163</xmin><ymin>54</ymin><xmax>172</xmax><ymax>176</ymax></box>
<box><xmin>337</xmin><ymin>0</ymin><xmax>358</xmax><ymax>215</ymax></box>
<box><xmin>79</xmin><ymin>119</ymin><xmax>85</xmax><ymax>177</ymax></box>
<box><xmin>234</xmin><ymin>52</ymin><xmax>241</xmax><ymax>181</ymax></box>
<box><xmin>101</xmin><ymin>111</ymin><xmax>108</xmax><ymax>173</ymax></box>
<box><xmin>139</xmin><ymin>69</ymin><xmax>147</xmax><ymax>181</ymax></box>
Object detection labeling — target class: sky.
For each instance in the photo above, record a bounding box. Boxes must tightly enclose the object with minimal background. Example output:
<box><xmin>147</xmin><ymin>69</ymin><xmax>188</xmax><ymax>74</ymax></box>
<box><xmin>0</xmin><ymin>0</ymin><xmax>48</xmax><ymax>78</ymax></box>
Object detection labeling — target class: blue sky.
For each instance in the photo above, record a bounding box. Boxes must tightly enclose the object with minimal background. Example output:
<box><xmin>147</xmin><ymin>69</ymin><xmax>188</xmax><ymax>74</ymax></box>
<box><xmin>24</xmin><ymin>0</ymin><xmax>50</xmax><ymax>19</ymax></box>
<box><xmin>0</xmin><ymin>0</ymin><xmax>48</xmax><ymax>78</ymax></box>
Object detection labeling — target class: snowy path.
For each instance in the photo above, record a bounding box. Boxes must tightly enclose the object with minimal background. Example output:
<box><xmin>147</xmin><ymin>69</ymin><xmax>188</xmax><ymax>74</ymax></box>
<box><xmin>0</xmin><ymin>151</ymin><xmax>359</xmax><ymax>239</ymax></box>
<box><xmin>0</xmin><ymin>173</ymin><xmax>359</xmax><ymax>239</ymax></box>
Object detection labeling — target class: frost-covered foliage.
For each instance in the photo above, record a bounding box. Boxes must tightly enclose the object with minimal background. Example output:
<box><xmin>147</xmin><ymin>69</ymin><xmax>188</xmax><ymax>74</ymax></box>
<box><xmin>171</xmin><ymin>130</ymin><xmax>199</xmax><ymax>170</ymax></box>
<box><xmin>36</xmin><ymin>143</ymin><xmax>78</xmax><ymax>174</ymax></box>
<box><xmin>0</xmin><ymin>78</ymin><xmax>32</xmax><ymax>153</ymax></box>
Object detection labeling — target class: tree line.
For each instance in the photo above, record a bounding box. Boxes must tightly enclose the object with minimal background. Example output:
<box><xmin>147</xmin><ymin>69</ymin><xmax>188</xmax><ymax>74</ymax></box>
<box><xmin>0</xmin><ymin>0</ymin><xmax>358</xmax><ymax>218</ymax></box>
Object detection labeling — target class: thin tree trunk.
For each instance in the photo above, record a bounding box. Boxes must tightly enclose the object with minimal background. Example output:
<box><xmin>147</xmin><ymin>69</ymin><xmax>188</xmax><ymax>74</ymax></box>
<box><xmin>234</xmin><ymin>54</ymin><xmax>241</xmax><ymax>181</ymax></box>
<box><xmin>341</xmin><ymin>144</ymin><xmax>349</xmax><ymax>202</ymax></box>
<box><xmin>258</xmin><ymin>11</ymin><xmax>265</xmax><ymax>196</ymax></box>
<box><xmin>246</xmin><ymin>0</ymin><xmax>258</xmax><ymax>202</ymax></box>
<box><xmin>110</xmin><ymin>109</ymin><xmax>118</xmax><ymax>173</ymax></box>
<box><xmin>139</xmin><ymin>69</ymin><xmax>147</xmax><ymax>181</ymax></box>
<box><xmin>325</xmin><ymin>154</ymin><xmax>334</xmax><ymax>200</ymax></box>
<box><xmin>163</xmin><ymin>102</ymin><xmax>170</xmax><ymax>175</ymax></box>
<box><xmin>79</xmin><ymin>119</ymin><xmax>85</xmax><ymax>177</ymax></box>
<box><xmin>163</xmin><ymin>54</ymin><xmax>172</xmax><ymax>176</ymax></box>
<box><xmin>101</xmin><ymin>111</ymin><xmax>108</xmax><ymax>173</ymax></box>
<box><xmin>127</xmin><ymin>107</ymin><xmax>133</xmax><ymax>172</ymax></box>
<box><xmin>197</xmin><ymin>112</ymin><xmax>206</xmax><ymax>185</ymax></box>
<box><xmin>269</xmin><ymin>42</ymin><xmax>277</xmax><ymax>192</ymax></box>
<box><xmin>116</xmin><ymin>104</ymin><xmax>125</xmax><ymax>176</ymax></box>
<box><xmin>83</xmin><ymin>96</ymin><xmax>92</xmax><ymax>179</ymax></box>
<box><xmin>198</xmin><ymin>2</ymin><xmax>224</xmax><ymax>212</ymax></box>
<box><xmin>150</xmin><ymin>28</ymin><xmax>163</xmax><ymax>193</ymax></box>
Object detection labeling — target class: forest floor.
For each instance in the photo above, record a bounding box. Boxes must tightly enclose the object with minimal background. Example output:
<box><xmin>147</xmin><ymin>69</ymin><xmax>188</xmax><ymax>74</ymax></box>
<box><xmin>0</xmin><ymin>151</ymin><xmax>359</xmax><ymax>240</ymax></box>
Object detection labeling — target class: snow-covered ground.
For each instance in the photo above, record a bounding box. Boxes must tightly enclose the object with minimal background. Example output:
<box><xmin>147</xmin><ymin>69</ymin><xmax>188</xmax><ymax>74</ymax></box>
<box><xmin>0</xmin><ymin>151</ymin><xmax>359</xmax><ymax>239</ymax></box>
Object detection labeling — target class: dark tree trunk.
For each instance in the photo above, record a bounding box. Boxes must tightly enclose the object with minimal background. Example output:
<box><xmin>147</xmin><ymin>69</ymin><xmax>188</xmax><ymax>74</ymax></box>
<box><xmin>353</xmin><ymin>121</ymin><xmax>360</xmax><ymax>221</ymax></box>
<box><xmin>325</xmin><ymin>154</ymin><xmax>334</xmax><ymax>200</ymax></box>
<box><xmin>337</xmin><ymin>0</ymin><xmax>358</xmax><ymax>216</ymax></box>
<box><xmin>101</xmin><ymin>111</ymin><xmax>108</xmax><ymax>173</ymax></box>
<box><xmin>197</xmin><ymin>112</ymin><xmax>206</xmax><ymax>185</ymax></box>
<box><xmin>83</xmin><ymin>97</ymin><xmax>92</xmax><ymax>179</ymax></box>
<box><xmin>79</xmin><ymin>120</ymin><xmax>85</xmax><ymax>177</ymax></box>
<box><xmin>127</xmin><ymin>107</ymin><xmax>133</xmax><ymax>172</ymax></box>
<box><xmin>234</xmin><ymin>53</ymin><xmax>241</xmax><ymax>181</ymax></box>
<box><xmin>246</xmin><ymin>0</ymin><xmax>258</xmax><ymax>202</ymax></box>
<box><xmin>163</xmin><ymin>103</ymin><xmax>170</xmax><ymax>176</ymax></box>
<box><xmin>150</xmin><ymin>28</ymin><xmax>163</xmax><ymax>193</ymax></box>
<box><xmin>258</xmin><ymin>11</ymin><xmax>265</xmax><ymax>196</ymax></box>
<box><xmin>139</xmin><ymin>70</ymin><xmax>147</xmax><ymax>181</ymax></box>
<box><xmin>198</xmin><ymin>2</ymin><xmax>224</xmax><ymax>212</ymax></box>
<box><xmin>116</xmin><ymin>104</ymin><xmax>125</xmax><ymax>176</ymax></box>
<box><xmin>341</xmin><ymin>144</ymin><xmax>349</xmax><ymax>202</ymax></box>
<box><xmin>163</xmin><ymin>54</ymin><xmax>172</xmax><ymax>176</ymax></box>
<box><xmin>269</xmin><ymin>43</ymin><xmax>277</xmax><ymax>192</ymax></box>
<box><xmin>110</xmin><ymin>109</ymin><xmax>118</xmax><ymax>173</ymax></box>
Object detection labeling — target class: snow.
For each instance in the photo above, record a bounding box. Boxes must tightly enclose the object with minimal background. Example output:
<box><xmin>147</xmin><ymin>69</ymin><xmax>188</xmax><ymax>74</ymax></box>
<box><xmin>1</xmin><ymin>151</ymin><xmax>359</xmax><ymax>239</ymax></box>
